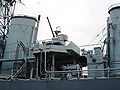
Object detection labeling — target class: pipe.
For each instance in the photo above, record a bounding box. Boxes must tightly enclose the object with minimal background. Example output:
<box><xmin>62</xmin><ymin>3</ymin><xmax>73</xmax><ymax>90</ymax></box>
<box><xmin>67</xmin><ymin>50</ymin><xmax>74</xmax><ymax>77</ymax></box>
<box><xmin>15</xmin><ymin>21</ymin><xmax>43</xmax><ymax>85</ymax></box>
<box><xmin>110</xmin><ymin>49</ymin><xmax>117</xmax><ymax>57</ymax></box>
<box><xmin>32</xmin><ymin>15</ymin><xmax>41</xmax><ymax>43</ymax></box>
<box><xmin>0</xmin><ymin>57</ymin><xmax>35</xmax><ymax>62</ymax></box>
<box><xmin>35</xmin><ymin>53</ymin><xmax>39</xmax><ymax>78</ymax></box>
<box><xmin>51</xmin><ymin>54</ymin><xmax>55</xmax><ymax>77</ymax></box>
<box><xmin>44</xmin><ymin>51</ymin><xmax>47</xmax><ymax>72</ymax></box>
<box><xmin>46</xmin><ymin>67</ymin><xmax>120</xmax><ymax>74</ymax></box>
<box><xmin>107</xmin><ymin>18</ymin><xmax>110</xmax><ymax>68</ymax></box>
<box><xmin>44</xmin><ymin>51</ymin><xmax>120</xmax><ymax>74</ymax></box>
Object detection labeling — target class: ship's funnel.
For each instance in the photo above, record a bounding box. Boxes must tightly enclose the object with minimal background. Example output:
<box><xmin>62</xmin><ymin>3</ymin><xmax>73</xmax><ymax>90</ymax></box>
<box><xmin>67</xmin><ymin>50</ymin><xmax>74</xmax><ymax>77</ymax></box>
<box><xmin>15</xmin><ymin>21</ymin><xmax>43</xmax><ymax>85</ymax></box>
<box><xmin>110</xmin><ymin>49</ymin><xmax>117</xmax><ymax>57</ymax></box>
<box><xmin>4</xmin><ymin>15</ymin><xmax>37</xmax><ymax>59</ymax></box>
<box><xmin>108</xmin><ymin>4</ymin><xmax>120</xmax><ymax>76</ymax></box>
<box><xmin>1</xmin><ymin>15</ymin><xmax>37</xmax><ymax>74</ymax></box>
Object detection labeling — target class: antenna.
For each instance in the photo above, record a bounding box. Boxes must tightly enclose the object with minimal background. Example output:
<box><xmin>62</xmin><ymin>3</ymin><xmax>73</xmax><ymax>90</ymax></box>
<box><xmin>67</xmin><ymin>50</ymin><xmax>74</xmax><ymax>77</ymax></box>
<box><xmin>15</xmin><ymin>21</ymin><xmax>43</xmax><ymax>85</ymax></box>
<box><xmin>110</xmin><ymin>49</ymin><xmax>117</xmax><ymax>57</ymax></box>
<box><xmin>46</xmin><ymin>17</ymin><xmax>55</xmax><ymax>37</ymax></box>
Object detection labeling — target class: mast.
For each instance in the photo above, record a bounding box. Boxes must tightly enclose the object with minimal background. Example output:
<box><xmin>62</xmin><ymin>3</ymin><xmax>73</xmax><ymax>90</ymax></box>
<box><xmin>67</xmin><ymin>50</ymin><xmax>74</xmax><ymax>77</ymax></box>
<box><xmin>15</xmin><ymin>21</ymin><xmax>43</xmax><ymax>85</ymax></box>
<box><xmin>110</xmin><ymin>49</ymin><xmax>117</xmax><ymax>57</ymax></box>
<box><xmin>0</xmin><ymin>0</ymin><xmax>16</xmax><ymax>57</ymax></box>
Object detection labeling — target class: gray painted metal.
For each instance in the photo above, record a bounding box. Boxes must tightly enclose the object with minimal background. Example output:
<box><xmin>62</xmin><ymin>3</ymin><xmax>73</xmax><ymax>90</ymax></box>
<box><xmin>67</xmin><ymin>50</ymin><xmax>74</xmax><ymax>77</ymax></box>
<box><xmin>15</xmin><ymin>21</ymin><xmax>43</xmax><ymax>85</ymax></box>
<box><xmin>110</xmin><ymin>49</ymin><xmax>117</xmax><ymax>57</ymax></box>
<box><xmin>83</xmin><ymin>47</ymin><xmax>104</xmax><ymax>78</ymax></box>
<box><xmin>4</xmin><ymin>16</ymin><xmax>37</xmax><ymax>59</ymax></box>
<box><xmin>109</xmin><ymin>6</ymin><xmax>120</xmax><ymax>75</ymax></box>
<box><xmin>0</xmin><ymin>78</ymin><xmax>120</xmax><ymax>90</ymax></box>
<box><xmin>1</xmin><ymin>16</ymin><xmax>37</xmax><ymax>74</ymax></box>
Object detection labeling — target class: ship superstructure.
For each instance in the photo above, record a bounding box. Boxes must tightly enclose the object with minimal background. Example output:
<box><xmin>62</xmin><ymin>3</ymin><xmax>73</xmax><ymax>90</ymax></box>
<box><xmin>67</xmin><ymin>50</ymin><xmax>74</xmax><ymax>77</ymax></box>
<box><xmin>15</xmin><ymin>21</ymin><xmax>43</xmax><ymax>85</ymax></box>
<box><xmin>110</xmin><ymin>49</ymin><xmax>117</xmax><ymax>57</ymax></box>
<box><xmin>0</xmin><ymin>0</ymin><xmax>120</xmax><ymax>90</ymax></box>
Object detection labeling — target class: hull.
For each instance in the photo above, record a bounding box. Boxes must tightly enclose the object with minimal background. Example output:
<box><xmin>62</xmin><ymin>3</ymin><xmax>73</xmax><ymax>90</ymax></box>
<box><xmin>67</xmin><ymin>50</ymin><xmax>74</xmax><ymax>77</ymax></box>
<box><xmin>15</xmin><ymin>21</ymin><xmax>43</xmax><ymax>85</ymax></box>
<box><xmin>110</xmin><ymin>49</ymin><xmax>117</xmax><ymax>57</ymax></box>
<box><xmin>0</xmin><ymin>78</ymin><xmax>120</xmax><ymax>90</ymax></box>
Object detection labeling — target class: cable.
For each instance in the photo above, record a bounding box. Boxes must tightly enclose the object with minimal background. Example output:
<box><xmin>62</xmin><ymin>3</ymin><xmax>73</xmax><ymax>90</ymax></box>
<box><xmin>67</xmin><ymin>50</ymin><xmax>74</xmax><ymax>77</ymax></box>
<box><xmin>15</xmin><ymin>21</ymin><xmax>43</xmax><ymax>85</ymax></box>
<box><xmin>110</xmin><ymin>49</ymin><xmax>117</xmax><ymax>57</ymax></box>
<box><xmin>87</xmin><ymin>27</ymin><xmax>106</xmax><ymax>45</ymax></box>
<box><xmin>79</xmin><ymin>44</ymin><xmax>101</xmax><ymax>47</ymax></box>
<box><xmin>97</xmin><ymin>33</ymin><xmax>106</xmax><ymax>44</ymax></box>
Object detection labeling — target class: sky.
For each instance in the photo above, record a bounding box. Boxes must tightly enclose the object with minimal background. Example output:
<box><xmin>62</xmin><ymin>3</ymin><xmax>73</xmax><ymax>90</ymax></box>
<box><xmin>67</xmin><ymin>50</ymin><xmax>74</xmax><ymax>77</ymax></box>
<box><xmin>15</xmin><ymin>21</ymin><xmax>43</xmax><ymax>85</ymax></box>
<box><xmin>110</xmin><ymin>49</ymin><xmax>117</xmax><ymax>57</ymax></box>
<box><xmin>15</xmin><ymin>0</ymin><xmax>120</xmax><ymax>49</ymax></box>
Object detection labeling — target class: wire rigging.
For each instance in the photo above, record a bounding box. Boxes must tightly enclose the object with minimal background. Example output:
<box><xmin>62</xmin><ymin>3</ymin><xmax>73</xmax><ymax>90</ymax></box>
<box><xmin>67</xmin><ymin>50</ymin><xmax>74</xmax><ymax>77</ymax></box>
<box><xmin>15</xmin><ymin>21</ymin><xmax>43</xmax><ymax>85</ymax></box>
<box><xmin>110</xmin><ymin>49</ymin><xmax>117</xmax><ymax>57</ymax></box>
<box><xmin>88</xmin><ymin>27</ymin><xmax>106</xmax><ymax>45</ymax></box>
<box><xmin>79</xmin><ymin>27</ymin><xmax>107</xmax><ymax>49</ymax></box>
<box><xmin>97</xmin><ymin>33</ymin><xmax>107</xmax><ymax>44</ymax></box>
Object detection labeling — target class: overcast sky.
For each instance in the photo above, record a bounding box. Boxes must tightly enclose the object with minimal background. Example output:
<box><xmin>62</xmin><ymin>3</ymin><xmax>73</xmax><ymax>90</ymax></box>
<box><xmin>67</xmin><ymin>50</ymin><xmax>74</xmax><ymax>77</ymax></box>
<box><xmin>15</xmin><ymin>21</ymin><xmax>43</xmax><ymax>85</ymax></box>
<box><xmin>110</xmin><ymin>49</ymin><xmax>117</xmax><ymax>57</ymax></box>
<box><xmin>15</xmin><ymin>0</ymin><xmax>120</xmax><ymax>48</ymax></box>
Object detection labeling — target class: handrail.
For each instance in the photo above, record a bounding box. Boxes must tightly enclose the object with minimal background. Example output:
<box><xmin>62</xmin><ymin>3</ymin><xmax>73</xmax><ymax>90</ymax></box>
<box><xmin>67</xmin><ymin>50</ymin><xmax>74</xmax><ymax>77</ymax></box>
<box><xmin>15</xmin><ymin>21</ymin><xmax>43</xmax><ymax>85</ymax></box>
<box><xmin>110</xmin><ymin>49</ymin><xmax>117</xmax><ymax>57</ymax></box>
<box><xmin>45</xmin><ymin>67</ymin><xmax>120</xmax><ymax>74</ymax></box>
<box><xmin>43</xmin><ymin>50</ymin><xmax>120</xmax><ymax>74</ymax></box>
